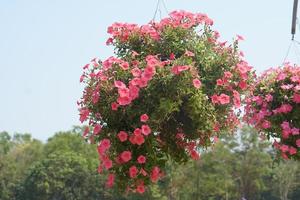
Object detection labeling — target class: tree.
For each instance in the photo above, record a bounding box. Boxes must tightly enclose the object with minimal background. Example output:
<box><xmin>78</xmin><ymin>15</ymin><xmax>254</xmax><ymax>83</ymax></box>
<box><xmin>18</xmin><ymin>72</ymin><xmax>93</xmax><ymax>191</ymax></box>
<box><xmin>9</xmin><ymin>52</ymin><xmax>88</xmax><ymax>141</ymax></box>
<box><xmin>232</xmin><ymin>126</ymin><xmax>273</xmax><ymax>200</ymax></box>
<box><xmin>44</xmin><ymin>130</ymin><xmax>97</xmax><ymax>158</ymax></box>
<box><xmin>272</xmin><ymin>160</ymin><xmax>300</xmax><ymax>200</ymax></box>
<box><xmin>0</xmin><ymin>131</ymin><xmax>12</xmax><ymax>155</ymax></box>
<box><xmin>0</xmin><ymin>132</ymin><xmax>43</xmax><ymax>200</ymax></box>
<box><xmin>18</xmin><ymin>152</ymin><xmax>106</xmax><ymax>200</ymax></box>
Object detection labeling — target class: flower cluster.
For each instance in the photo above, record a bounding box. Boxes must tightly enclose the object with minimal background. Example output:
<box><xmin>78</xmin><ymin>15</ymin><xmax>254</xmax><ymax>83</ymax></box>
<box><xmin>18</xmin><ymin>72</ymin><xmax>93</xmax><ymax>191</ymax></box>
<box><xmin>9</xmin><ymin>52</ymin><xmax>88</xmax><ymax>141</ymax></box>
<box><xmin>78</xmin><ymin>10</ymin><xmax>254</xmax><ymax>193</ymax></box>
<box><xmin>244</xmin><ymin>64</ymin><xmax>300</xmax><ymax>160</ymax></box>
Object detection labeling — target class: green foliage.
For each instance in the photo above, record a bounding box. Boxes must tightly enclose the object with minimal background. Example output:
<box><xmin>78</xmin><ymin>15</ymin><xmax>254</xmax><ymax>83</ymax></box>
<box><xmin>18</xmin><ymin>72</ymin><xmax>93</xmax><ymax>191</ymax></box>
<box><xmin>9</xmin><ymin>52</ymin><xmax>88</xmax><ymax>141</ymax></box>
<box><xmin>1</xmin><ymin>127</ymin><xmax>300</xmax><ymax>199</ymax></box>
<box><xmin>0</xmin><ymin>132</ymin><xmax>43</xmax><ymax>200</ymax></box>
<box><xmin>19</xmin><ymin>152</ymin><xmax>102</xmax><ymax>200</ymax></box>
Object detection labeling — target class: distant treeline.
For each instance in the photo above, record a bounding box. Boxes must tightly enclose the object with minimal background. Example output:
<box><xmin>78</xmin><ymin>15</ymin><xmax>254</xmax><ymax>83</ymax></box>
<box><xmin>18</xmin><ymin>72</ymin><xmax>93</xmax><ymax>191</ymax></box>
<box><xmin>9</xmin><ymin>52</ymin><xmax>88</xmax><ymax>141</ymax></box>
<box><xmin>0</xmin><ymin>126</ymin><xmax>299</xmax><ymax>200</ymax></box>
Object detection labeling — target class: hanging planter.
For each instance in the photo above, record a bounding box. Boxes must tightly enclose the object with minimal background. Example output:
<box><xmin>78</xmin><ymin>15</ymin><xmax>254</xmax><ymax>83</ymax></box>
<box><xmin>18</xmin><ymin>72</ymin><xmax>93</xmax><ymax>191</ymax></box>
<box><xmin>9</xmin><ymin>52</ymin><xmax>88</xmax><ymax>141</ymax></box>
<box><xmin>244</xmin><ymin>64</ymin><xmax>300</xmax><ymax>160</ymax></box>
<box><xmin>78</xmin><ymin>10</ymin><xmax>254</xmax><ymax>193</ymax></box>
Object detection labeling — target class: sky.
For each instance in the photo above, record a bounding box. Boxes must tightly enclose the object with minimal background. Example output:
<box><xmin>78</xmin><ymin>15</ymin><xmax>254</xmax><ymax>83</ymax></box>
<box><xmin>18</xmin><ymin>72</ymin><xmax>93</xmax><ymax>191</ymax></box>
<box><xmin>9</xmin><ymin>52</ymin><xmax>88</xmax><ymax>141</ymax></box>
<box><xmin>0</xmin><ymin>0</ymin><xmax>299</xmax><ymax>141</ymax></box>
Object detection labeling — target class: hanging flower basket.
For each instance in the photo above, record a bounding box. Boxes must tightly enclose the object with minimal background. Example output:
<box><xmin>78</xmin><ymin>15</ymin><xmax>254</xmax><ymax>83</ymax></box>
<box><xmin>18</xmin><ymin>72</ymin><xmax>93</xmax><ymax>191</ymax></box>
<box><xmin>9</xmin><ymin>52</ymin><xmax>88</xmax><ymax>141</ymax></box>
<box><xmin>78</xmin><ymin>10</ymin><xmax>254</xmax><ymax>193</ymax></box>
<box><xmin>245</xmin><ymin>64</ymin><xmax>300</xmax><ymax>160</ymax></box>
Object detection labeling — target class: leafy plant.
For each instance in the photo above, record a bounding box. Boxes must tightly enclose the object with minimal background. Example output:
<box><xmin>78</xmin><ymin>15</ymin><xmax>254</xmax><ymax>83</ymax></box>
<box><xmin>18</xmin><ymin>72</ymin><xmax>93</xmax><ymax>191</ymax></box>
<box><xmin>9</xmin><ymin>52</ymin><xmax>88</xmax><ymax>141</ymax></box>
<box><xmin>245</xmin><ymin>64</ymin><xmax>300</xmax><ymax>160</ymax></box>
<box><xmin>78</xmin><ymin>10</ymin><xmax>254</xmax><ymax>193</ymax></box>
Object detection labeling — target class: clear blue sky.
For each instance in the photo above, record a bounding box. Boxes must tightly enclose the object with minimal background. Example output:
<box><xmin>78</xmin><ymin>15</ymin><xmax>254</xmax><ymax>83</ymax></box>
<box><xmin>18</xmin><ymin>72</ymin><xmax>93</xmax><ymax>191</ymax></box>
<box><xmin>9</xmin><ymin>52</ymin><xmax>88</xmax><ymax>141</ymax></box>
<box><xmin>0</xmin><ymin>0</ymin><xmax>298</xmax><ymax>141</ymax></box>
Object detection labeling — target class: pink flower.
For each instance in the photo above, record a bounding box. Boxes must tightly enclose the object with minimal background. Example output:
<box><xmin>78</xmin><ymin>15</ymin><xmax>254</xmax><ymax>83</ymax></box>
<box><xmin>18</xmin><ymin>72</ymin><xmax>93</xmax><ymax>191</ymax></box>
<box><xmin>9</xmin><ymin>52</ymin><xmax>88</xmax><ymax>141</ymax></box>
<box><xmin>273</xmin><ymin>141</ymin><xmax>280</xmax><ymax>149</ymax></box>
<box><xmin>118</xmin><ymin>87</ymin><xmax>130</xmax><ymax>98</ymax></box>
<box><xmin>289</xmin><ymin>147</ymin><xmax>297</xmax><ymax>155</ymax></box>
<box><xmin>178</xmin><ymin>65</ymin><xmax>190</xmax><ymax>72</ymax></box>
<box><xmin>265</xmin><ymin>94</ymin><xmax>273</xmax><ymax>102</ymax></box>
<box><xmin>171</xmin><ymin>66</ymin><xmax>180</xmax><ymax>75</ymax></box>
<box><xmin>233</xmin><ymin>90</ymin><xmax>241</xmax><ymax>108</ymax></box>
<box><xmin>213</xmin><ymin>136</ymin><xmax>219</xmax><ymax>143</ymax></box>
<box><xmin>293</xmin><ymin>93</ymin><xmax>300</xmax><ymax>103</ymax></box>
<box><xmin>97</xmin><ymin>139</ymin><xmax>111</xmax><ymax>155</ymax></box>
<box><xmin>282</xmin><ymin>129</ymin><xmax>291</xmax><ymax>139</ymax></box>
<box><xmin>137</xmin><ymin>155</ymin><xmax>146</xmax><ymax>164</ymax></box>
<box><xmin>97</xmin><ymin>165</ymin><xmax>103</xmax><ymax>174</ymax></box>
<box><xmin>171</xmin><ymin>65</ymin><xmax>190</xmax><ymax>75</ymax></box>
<box><xmin>134</xmin><ymin>134</ymin><xmax>145</xmax><ymax>145</ymax></box>
<box><xmin>280</xmin><ymin>145</ymin><xmax>289</xmax><ymax>153</ymax></box>
<box><xmin>117</xmin><ymin>96</ymin><xmax>131</xmax><ymax>105</ymax></box>
<box><xmin>106</xmin><ymin>173</ymin><xmax>115</xmax><ymax>188</ymax></box>
<box><xmin>106</xmin><ymin>37</ymin><xmax>113</xmax><ymax>45</ymax></box>
<box><xmin>146</xmin><ymin>55</ymin><xmax>159</xmax><ymax>67</ymax></box>
<box><xmin>141</xmin><ymin>125</ymin><xmax>151</xmax><ymax>136</ymax></box>
<box><xmin>141</xmin><ymin>72</ymin><xmax>153</xmax><ymax>82</ymax></box>
<box><xmin>83</xmin><ymin>63</ymin><xmax>89</xmax><ymax>70</ymax></box>
<box><xmin>103</xmin><ymin>159</ymin><xmax>113</xmax><ymax>170</ymax></box>
<box><xmin>236</xmin><ymin>62</ymin><xmax>250</xmax><ymax>74</ymax></box>
<box><xmin>291</xmin><ymin>75</ymin><xmax>300</xmax><ymax>82</ymax></box>
<box><xmin>100</xmin><ymin>75</ymin><xmax>108</xmax><ymax>81</ymax></box>
<box><xmin>79</xmin><ymin>74</ymin><xmax>85</xmax><ymax>82</ymax></box>
<box><xmin>279</xmin><ymin>104</ymin><xmax>293</xmax><ymax>113</ymax></box>
<box><xmin>131</xmin><ymin>67</ymin><xmax>142</xmax><ymax>77</ymax></box>
<box><xmin>129</xmin><ymin>85</ymin><xmax>139</xmax><ymax>100</ymax></box>
<box><xmin>131</xmin><ymin>51</ymin><xmax>139</xmax><ymax>58</ymax></box>
<box><xmin>144</xmin><ymin>65</ymin><xmax>156</xmax><ymax>75</ymax></box>
<box><xmin>211</xmin><ymin>94</ymin><xmax>219</xmax><ymax>104</ymax></box>
<box><xmin>136</xmin><ymin>184</ymin><xmax>145</xmax><ymax>194</ymax></box>
<box><xmin>150</xmin><ymin>166</ymin><xmax>161</xmax><ymax>183</ymax></box>
<box><xmin>130</xmin><ymin>78</ymin><xmax>140</xmax><ymax>86</ymax></box>
<box><xmin>190</xmin><ymin>150</ymin><xmax>200</xmax><ymax>160</ymax></box>
<box><xmin>140</xmin><ymin>168</ymin><xmax>148</xmax><ymax>176</ymax></box>
<box><xmin>218</xmin><ymin>94</ymin><xmax>230</xmax><ymax>104</ymax></box>
<box><xmin>192</xmin><ymin>78</ymin><xmax>201</xmax><ymax>89</ymax></box>
<box><xmin>92</xmin><ymin>91</ymin><xmax>99</xmax><ymax>104</ymax></box>
<box><xmin>138</xmin><ymin>77</ymin><xmax>148</xmax><ymax>88</ymax></box>
<box><xmin>213</xmin><ymin>123</ymin><xmax>220</xmax><ymax>132</ymax></box>
<box><xmin>100</xmin><ymin>139</ymin><xmax>111</xmax><ymax>150</ymax></box>
<box><xmin>93</xmin><ymin>124</ymin><xmax>102</xmax><ymax>135</ymax></box>
<box><xmin>129</xmin><ymin>135</ymin><xmax>136</xmax><ymax>144</ymax></box>
<box><xmin>184</xmin><ymin>50</ymin><xmax>195</xmax><ymax>57</ymax></box>
<box><xmin>134</xmin><ymin>128</ymin><xmax>142</xmax><ymax>135</ymax></box>
<box><xmin>238</xmin><ymin>81</ymin><xmax>247</xmax><ymax>90</ymax></box>
<box><xmin>261</xmin><ymin>120</ymin><xmax>271</xmax><ymax>129</ymax></box>
<box><xmin>296</xmin><ymin>139</ymin><xmax>300</xmax><ymax>147</ymax></box>
<box><xmin>216</xmin><ymin>79</ymin><xmax>223</xmax><ymax>86</ymax></box>
<box><xmin>295</xmin><ymin>85</ymin><xmax>300</xmax><ymax>91</ymax></box>
<box><xmin>291</xmin><ymin>128</ymin><xmax>300</xmax><ymax>135</ymax></box>
<box><xmin>129</xmin><ymin>165</ymin><xmax>138</xmax><ymax>178</ymax></box>
<box><xmin>140</xmin><ymin>114</ymin><xmax>149</xmax><ymax>122</ymax></box>
<box><xmin>281</xmin><ymin>121</ymin><xmax>290</xmax><ymax>130</ymax></box>
<box><xmin>114</xmin><ymin>80</ymin><xmax>126</xmax><ymax>88</ymax></box>
<box><xmin>281</xmin><ymin>153</ymin><xmax>289</xmax><ymax>160</ymax></box>
<box><xmin>120</xmin><ymin>151</ymin><xmax>132</xmax><ymax>162</ymax></box>
<box><xmin>277</xmin><ymin>72</ymin><xmax>287</xmax><ymax>81</ymax></box>
<box><xmin>224</xmin><ymin>71</ymin><xmax>233</xmax><ymax>79</ymax></box>
<box><xmin>118</xmin><ymin>131</ymin><xmax>128</xmax><ymax>142</ymax></box>
<box><xmin>237</xmin><ymin>34</ymin><xmax>244</xmax><ymax>41</ymax></box>
<box><xmin>169</xmin><ymin>53</ymin><xmax>175</xmax><ymax>60</ymax></box>
<box><xmin>120</xmin><ymin>61</ymin><xmax>129</xmax><ymax>70</ymax></box>
<box><xmin>111</xmin><ymin>102</ymin><xmax>119</xmax><ymax>111</ymax></box>
<box><xmin>79</xmin><ymin>108</ymin><xmax>89</xmax><ymax>123</ymax></box>
<box><xmin>83</xmin><ymin>127</ymin><xmax>89</xmax><ymax>137</ymax></box>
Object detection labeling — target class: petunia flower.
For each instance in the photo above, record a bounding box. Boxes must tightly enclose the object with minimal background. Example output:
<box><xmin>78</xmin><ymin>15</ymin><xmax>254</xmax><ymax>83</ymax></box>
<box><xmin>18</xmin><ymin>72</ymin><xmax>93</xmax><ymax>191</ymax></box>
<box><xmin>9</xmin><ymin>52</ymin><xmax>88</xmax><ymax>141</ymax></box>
<box><xmin>140</xmin><ymin>114</ymin><xmax>149</xmax><ymax>122</ymax></box>
<box><xmin>137</xmin><ymin>155</ymin><xmax>146</xmax><ymax>164</ymax></box>
<box><xmin>141</xmin><ymin>125</ymin><xmax>151</xmax><ymax>136</ymax></box>
<box><xmin>120</xmin><ymin>151</ymin><xmax>132</xmax><ymax>163</ymax></box>
<box><xmin>293</xmin><ymin>93</ymin><xmax>300</xmax><ymax>103</ymax></box>
<box><xmin>129</xmin><ymin>166</ymin><xmax>138</xmax><ymax>178</ymax></box>
<box><xmin>218</xmin><ymin>94</ymin><xmax>230</xmax><ymax>104</ymax></box>
<box><xmin>192</xmin><ymin>78</ymin><xmax>201</xmax><ymax>89</ymax></box>
<box><xmin>118</xmin><ymin>131</ymin><xmax>128</xmax><ymax>142</ymax></box>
